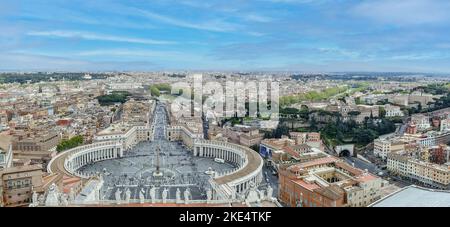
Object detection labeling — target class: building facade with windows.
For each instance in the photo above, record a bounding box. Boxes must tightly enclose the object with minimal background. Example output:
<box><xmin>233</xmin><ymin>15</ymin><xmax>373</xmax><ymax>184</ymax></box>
<box><xmin>0</xmin><ymin>165</ymin><xmax>44</xmax><ymax>207</ymax></box>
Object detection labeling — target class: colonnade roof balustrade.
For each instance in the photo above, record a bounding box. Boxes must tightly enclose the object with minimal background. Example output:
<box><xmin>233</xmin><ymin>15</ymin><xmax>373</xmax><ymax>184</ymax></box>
<box><xmin>48</xmin><ymin>136</ymin><xmax>263</xmax><ymax>194</ymax></box>
<box><xmin>47</xmin><ymin>141</ymin><xmax>122</xmax><ymax>180</ymax></box>
<box><xmin>196</xmin><ymin>140</ymin><xmax>263</xmax><ymax>185</ymax></box>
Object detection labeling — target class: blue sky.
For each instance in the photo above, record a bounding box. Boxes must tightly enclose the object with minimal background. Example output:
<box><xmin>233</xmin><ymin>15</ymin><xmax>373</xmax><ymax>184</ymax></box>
<box><xmin>1</xmin><ymin>0</ymin><xmax>450</xmax><ymax>72</ymax></box>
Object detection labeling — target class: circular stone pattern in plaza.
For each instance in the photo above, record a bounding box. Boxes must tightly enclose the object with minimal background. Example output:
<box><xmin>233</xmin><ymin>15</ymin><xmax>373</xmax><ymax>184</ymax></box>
<box><xmin>77</xmin><ymin>140</ymin><xmax>237</xmax><ymax>200</ymax></box>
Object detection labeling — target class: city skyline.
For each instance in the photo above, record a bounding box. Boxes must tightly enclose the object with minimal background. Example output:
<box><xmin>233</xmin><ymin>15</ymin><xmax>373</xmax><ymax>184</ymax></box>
<box><xmin>1</xmin><ymin>0</ymin><xmax>450</xmax><ymax>72</ymax></box>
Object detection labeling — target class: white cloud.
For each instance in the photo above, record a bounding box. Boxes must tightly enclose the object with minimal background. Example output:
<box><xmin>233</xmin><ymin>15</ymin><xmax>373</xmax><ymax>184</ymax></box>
<box><xmin>75</xmin><ymin>49</ymin><xmax>181</xmax><ymax>57</ymax></box>
<box><xmin>134</xmin><ymin>8</ymin><xmax>239</xmax><ymax>32</ymax></box>
<box><xmin>260</xmin><ymin>0</ymin><xmax>327</xmax><ymax>4</ymax></box>
<box><xmin>352</xmin><ymin>0</ymin><xmax>450</xmax><ymax>26</ymax></box>
<box><xmin>247</xmin><ymin>32</ymin><xmax>267</xmax><ymax>37</ymax></box>
<box><xmin>74</xmin><ymin>49</ymin><xmax>203</xmax><ymax>60</ymax></box>
<box><xmin>27</xmin><ymin>30</ymin><xmax>177</xmax><ymax>45</ymax></box>
<box><xmin>21</xmin><ymin>11</ymin><xmax>157</xmax><ymax>30</ymax></box>
<box><xmin>243</xmin><ymin>14</ymin><xmax>273</xmax><ymax>23</ymax></box>
<box><xmin>0</xmin><ymin>53</ymin><xmax>160</xmax><ymax>71</ymax></box>
<box><xmin>317</xmin><ymin>47</ymin><xmax>360</xmax><ymax>58</ymax></box>
<box><xmin>436</xmin><ymin>43</ymin><xmax>450</xmax><ymax>49</ymax></box>
<box><xmin>0</xmin><ymin>53</ymin><xmax>92</xmax><ymax>71</ymax></box>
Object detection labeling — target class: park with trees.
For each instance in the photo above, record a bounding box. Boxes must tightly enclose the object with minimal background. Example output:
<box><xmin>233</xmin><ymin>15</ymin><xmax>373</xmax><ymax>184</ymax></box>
<box><xmin>56</xmin><ymin>135</ymin><xmax>84</xmax><ymax>153</ymax></box>
<box><xmin>96</xmin><ymin>91</ymin><xmax>131</xmax><ymax>105</ymax></box>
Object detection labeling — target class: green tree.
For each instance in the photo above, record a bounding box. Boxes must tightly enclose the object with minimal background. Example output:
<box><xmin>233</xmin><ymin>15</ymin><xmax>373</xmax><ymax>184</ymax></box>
<box><xmin>379</xmin><ymin>107</ymin><xmax>386</xmax><ymax>118</ymax></box>
<box><xmin>417</xmin><ymin>102</ymin><xmax>422</xmax><ymax>112</ymax></box>
<box><xmin>310</xmin><ymin>116</ymin><xmax>318</xmax><ymax>131</ymax></box>
<box><xmin>57</xmin><ymin>135</ymin><xmax>84</xmax><ymax>152</ymax></box>
<box><xmin>348</xmin><ymin>111</ymin><xmax>361</xmax><ymax>116</ymax></box>
<box><xmin>96</xmin><ymin>91</ymin><xmax>131</xmax><ymax>105</ymax></box>
<box><xmin>150</xmin><ymin>86</ymin><xmax>161</xmax><ymax>97</ymax></box>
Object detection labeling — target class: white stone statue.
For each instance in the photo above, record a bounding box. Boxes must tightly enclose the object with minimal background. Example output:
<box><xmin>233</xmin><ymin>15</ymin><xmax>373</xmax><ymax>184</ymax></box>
<box><xmin>60</xmin><ymin>194</ymin><xmax>69</xmax><ymax>206</ymax></box>
<box><xmin>32</xmin><ymin>191</ymin><xmax>39</xmax><ymax>206</ymax></box>
<box><xmin>38</xmin><ymin>194</ymin><xmax>45</xmax><ymax>205</ymax></box>
<box><xmin>266</xmin><ymin>185</ymin><xmax>273</xmax><ymax>200</ymax></box>
<box><xmin>115</xmin><ymin>189</ymin><xmax>122</xmax><ymax>203</ymax></box>
<box><xmin>45</xmin><ymin>183</ymin><xmax>61</xmax><ymax>207</ymax></box>
<box><xmin>176</xmin><ymin>188</ymin><xmax>182</xmax><ymax>204</ymax></box>
<box><xmin>139</xmin><ymin>188</ymin><xmax>145</xmax><ymax>204</ymax></box>
<box><xmin>162</xmin><ymin>188</ymin><xmax>168</xmax><ymax>203</ymax></box>
<box><xmin>206</xmin><ymin>189</ymin><xmax>212</xmax><ymax>202</ymax></box>
<box><xmin>68</xmin><ymin>188</ymin><xmax>76</xmax><ymax>202</ymax></box>
<box><xmin>244</xmin><ymin>182</ymin><xmax>261</xmax><ymax>205</ymax></box>
<box><xmin>259</xmin><ymin>190</ymin><xmax>265</xmax><ymax>201</ymax></box>
<box><xmin>149</xmin><ymin>186</ymin><xmax>156</xmax><ymax>204</ymax></box>
<box><xmin>184</xmin><ymin>188</ymin><xmax>191</xmax><ymax>204</ymax></box>
<box><xmin>125</xmin><ymin>188</ymin><xmax>131</xmax><ymax>203</ymax></box>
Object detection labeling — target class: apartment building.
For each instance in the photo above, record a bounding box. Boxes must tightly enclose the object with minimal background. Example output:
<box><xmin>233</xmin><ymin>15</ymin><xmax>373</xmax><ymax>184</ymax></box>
<box><xmin>387</xmin><ymin>151</ymin><xmax>450</xmax><ymax>189</ymax></box>
<box><xmin>279</xmin><ymin>156</ymin><xmax>384</xmax><ymax>207</ymax></box>
<box><xmin>441</xmin><ymin>119</ymin><xmax>450</xmax><ymax>132</ymax></box>
<box><xmin>0</xmin><ymin>165</ymin><xmax>44</xmax><ymax>207</ymax></box>
<box><xmin>11</xmin><ymin>130</ymin><xmax>60</xmax><ymax>153</ymax></box>
<box><xmin>0</xmin><ymin>145</ymin><xmax>13</xmax><ymax>170</ymax></box>
<box><xmin>384</xmin><ymin>104</ymin><xmax>404</xmax><ymax>117</ymax></box>
<box><xmin>122</xmin><ymin>98</ymin><xmax>154</xmax><ymax>126</ymax></box>
<box><xmin>355</xmin><ymin>105</ymin><xmax>380</xmax><ymax>124</ymax></box>
<box><xmin>289</xmin><ymin>132</ymin><xmax>323</xmax><ymax>150</ymax></box>
<box><xmin>224</xmin><ymin>125</ymin><xmax>263</xmax><ymax>147</ymax></box>
<box><xmin>411</xmin><ymin>114</ymin><xmax>431</xmax><ymax>131</ymax></box>
<box><xmin>387</xmin><ymin>152</ymin><xmax>409</xmax><ymax>176</ymax></box>
<box><xmin>259</xmin><ymin>136</ymin><xmax>295</xmax><ymax>159</ymax></box>
<box><xmin>374</xmin><ymin>138</ymin><xmax>405</xmax><ymax>160</ymax></box>
<box><xmin>94</xmin><ymin>123</ymin><xmax>144</xmax><ymax>151</ymax></box>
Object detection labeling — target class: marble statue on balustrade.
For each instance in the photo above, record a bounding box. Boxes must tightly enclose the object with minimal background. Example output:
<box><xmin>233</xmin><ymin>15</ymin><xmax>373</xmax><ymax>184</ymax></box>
<box><xmin>184</xmin><ymin>188</ymin><xmax>191</xmax><ymax>204</ymax></box>
<box><xmin>176</xmin><ymin>188</ymin><xmax>182</xmax><ymax>204</ymax></box>
<box><xmin>162</xmin><ymin>188</ymin><xmax>168</xmax><ymax>203</ymax></box>
<box><xmin>206</xmin><ymin>188</ymin><xmax>212</xmax><ymax>203</ymax></box>
<box><xmin>125</xmin><ymin>188</ymin><xmax>131</xmax><ymax>203</ymax></box>
<box><xmin>139</xmin><ymin>188</ymin><xmax>145</xmax><ymax>204</ymax></box>
<box><xmin>69</xmin><ymin>188</ymin><xmax>76</xmax><ymax>202</ymax></box>
<box><xmin>60</xmin><ymin>194</ymin><xmax>69</xmax><ymax>206</ymax></box>
<box><xmin>266</xmin><ymin>185</ymin><xmax>273</xmax><ymax>200</ymax></box>
<box><xmin>259</xmin><ymin>190</ymin><xmax>265</xmax><ymax>202</ymax></box>
<box><xmin>31</xmin><ymin>191</ymin><xmax>39</xmax><ymax>207</ymax></box>
<box><xmin>150</xmin><ymin>186</ymin><xmax>156</xmax><ymax>204</ymax></box>
<box><xmin>45</xmin><ymin>183</ymin><xmax>61</xmax><ymax>207</ymax></box>
<box><xmin>115</xmin><ymin>189</ymin><xmax>122</xmax><ymax>204</ymax></box>
<box><xmin>38</xmin><ymin>194</ymin><xmax>45</xmax><ymax>206</ymax></box>
<box><xmin>244</xmin><ymin>182</ymin><xmax>261</xmax><ymax>205</ymax></box>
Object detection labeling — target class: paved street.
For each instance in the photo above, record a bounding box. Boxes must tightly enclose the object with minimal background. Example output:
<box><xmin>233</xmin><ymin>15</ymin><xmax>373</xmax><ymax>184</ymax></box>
<box><xmin>322</xmin><ymin>140</ymin><xmax>388</xmax><ymax>178</ymax></box>
<box><xmin>259</xmin><ymin>162</ymin><xmax>279</xmax><ymax>196</ymax></box>
<box><xmin>342</xmin><ymin>156</ymin><xmax>385</xmax><ymax>176</ymax></box>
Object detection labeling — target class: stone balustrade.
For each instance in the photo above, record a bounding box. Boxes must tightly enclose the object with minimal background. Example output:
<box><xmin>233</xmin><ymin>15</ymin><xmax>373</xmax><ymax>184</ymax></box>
<box><xmin>48</xmin><ymin>141</ymin><xmax>124</xmax><ymax>179</ymax></box>
<box><xmin>193</xmin><ymin>139</ymin><xmax>263</xmax><ymax>198</ymax></box>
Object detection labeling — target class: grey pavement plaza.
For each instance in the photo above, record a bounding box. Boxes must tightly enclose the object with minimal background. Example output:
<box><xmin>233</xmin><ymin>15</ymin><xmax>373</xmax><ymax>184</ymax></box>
<box><xmin>78</xmin><ymin>103</ymin><xmax>237</xmax><ymax>200</ymax></box>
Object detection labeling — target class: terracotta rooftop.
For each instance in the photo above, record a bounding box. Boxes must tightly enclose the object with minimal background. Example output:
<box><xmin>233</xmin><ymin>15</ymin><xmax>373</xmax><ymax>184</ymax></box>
<box><xmin>335</xmin><ymin>161</ymin><xmax>364</xmax><ymax>176</ymax></box>
<box><xmin>288</xmin><ymin>156</ymin><xmax>338</xmax><ymax>171</ymax></box>
<box><xmin>313</xmin><ymin>185</ymin><xmax>344</xmax><ymax>201</ymax></box>
<box><xmin>293</xmin><ymin>179</ymin><xmax>320</xmax><ymax>191</ymax></box>
<box><xmin>354</xmin><ymin>173</ymin><xmax>378</xmax><ymax>183</ymax></box>
<box><xmin>0</xmin><ymin>132</ymin><xmax>12</xmax><ymax>151</ymax></box>
<box><xmin>0</xmin><ymin>164</ymin><xmax>42</xmax><ymax>175</ymax></box>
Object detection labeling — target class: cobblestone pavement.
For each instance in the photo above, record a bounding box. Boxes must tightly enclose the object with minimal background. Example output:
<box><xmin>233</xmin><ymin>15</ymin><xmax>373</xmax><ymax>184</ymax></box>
<box><xmin>79</xmin><ymin>102</ymin><xmax>237</xmax><ymax>200</ymax></box>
